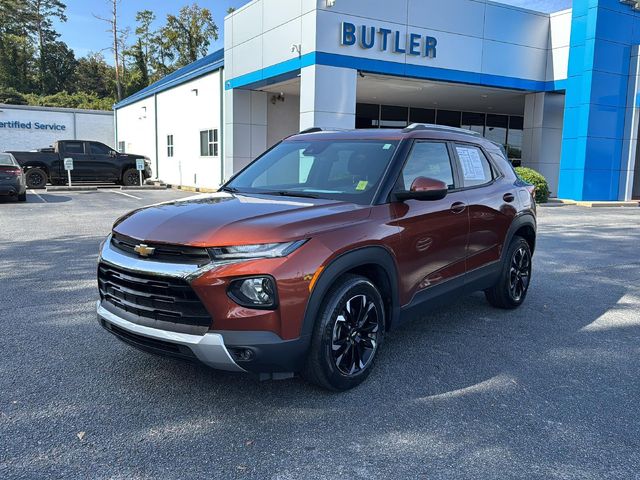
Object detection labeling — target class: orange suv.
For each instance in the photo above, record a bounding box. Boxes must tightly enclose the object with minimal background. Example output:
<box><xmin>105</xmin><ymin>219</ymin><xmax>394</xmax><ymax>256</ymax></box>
<box><xmin>97</xmin><ymin>124</ymin><xmax>536</xmax><ymax>390</ymax></box>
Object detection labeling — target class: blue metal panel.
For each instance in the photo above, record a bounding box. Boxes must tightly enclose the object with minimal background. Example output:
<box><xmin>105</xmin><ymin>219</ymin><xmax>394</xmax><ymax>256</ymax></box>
<box><xmin>558</xmin><ymin>0</ymin><xmax>640</xmax><ymax>200</ymax></box>
<box><xmin>225</xmin><ymin>51</ymin><xmax>567</xmax><ymax>92</ymax></box>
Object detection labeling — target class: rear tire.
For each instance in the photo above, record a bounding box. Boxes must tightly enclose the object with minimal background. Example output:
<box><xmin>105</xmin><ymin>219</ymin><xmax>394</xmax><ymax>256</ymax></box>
<box><xmin>25</xmin><ymin>168</ymin><xmax>47</xmax><ymax>189</ymax></box>
<box><xmin>485</xmin><ymin>235</ymin><xmax>532</xmax><ymax>309</ymax></box>
<box><xmin>122</xmin><ymin>168</ymin><xmax>140</xmax><ymax>186</ymax></box>
<box><xmin>17</xmin><ymin>192</ymin><xmax>26</xmax><ymax>202</ymax></box>
<box><xmin>302</xmin><ymin>274</ymin><xmax>385</xmax><ymax>391</ymax></box>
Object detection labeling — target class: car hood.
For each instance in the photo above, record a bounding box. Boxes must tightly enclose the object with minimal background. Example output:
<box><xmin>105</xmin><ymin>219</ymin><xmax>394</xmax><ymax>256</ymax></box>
<box><xmin>113</xmin><ymin>192</ymin><xmax>371</xmax><ymax>246</ymax></box>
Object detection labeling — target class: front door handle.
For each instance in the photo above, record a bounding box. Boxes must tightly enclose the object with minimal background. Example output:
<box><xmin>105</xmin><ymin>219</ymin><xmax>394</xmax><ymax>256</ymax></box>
<box><xmin>450</xmin><ymin>201</ymin><xmax>466</xmax><ymax>214</ymax></box>
<box><xmin>503</xmin><ymin>192</ymin><xmax>515</xmax><ymax>203</ymax></box>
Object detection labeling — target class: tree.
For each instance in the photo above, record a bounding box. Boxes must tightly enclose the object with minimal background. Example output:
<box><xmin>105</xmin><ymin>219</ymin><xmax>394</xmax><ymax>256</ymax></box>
<box><xmin>72</xmin><ymin>53</ymin><xmax>115</xmax><ymax>98</ymax></box>
<box><xmin>0</xmin><ymin>0</ymin><xmax>36</xmax><ymax>92</ymax></box>
<box><xmin>27</xmin><ymin>0</ymin><xmax>68</xmax><ymax>94</ymax></box>
<box><xmin>132</xmin><ymin>10</ymin><xmax>155</xmax><ymax>85</ymax></box>
<box><xmin>41</xmin><ymin>40</ymin><xmax>76</xmax><ymax>93</ymax></box>
<box><xmin>163</xmin><ymin>4</ymin><xmax>218</xmax><ymax>66</ymax></box>
<box><xmin>94</xmin><ymin>0</ymin><xmax>123</xmax><ymax>101</ymax></box>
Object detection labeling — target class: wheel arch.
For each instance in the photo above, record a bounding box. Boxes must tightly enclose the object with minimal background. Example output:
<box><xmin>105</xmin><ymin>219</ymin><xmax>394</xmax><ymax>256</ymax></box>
<box><xmin>300</xmin><ymin>246</ymin><xmax>401</xmax><ymax>339</ymax></box>
<box><xmin>503</xmin><ymin>213</ymin><xmax>537</xmax><ymax>260</ymax></box>
<box><xmin>23</xmin><ymin>162</ymin><xmax>50</xmax><ymax>176</ymax></box>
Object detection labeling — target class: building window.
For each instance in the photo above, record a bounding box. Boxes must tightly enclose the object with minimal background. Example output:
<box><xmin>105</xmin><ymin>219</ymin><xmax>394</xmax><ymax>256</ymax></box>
<box><xmin>380</xmin><ymin>105</ymin><xmax>408</xmax><ymax>129</ymax></box>
<box><xmin>200</xmin><ymin>129</ymin><xmax>218</xmax><ymax>156</ymax></box>
<box><xmin>167</xmin><ymin>135</ymin><xmax>174</xmax><ymax>157</ymax></box>
<box><xmin>409</xmin><ymin>107</ymin><xmax>436</xmax><ymax>124</ymax></box>
<box><xmin>436</xmin><ymin>110</ymin><xmax>462</xmax><ymax>128</ymax></box>
<box><xmin>485</xmin><ymin>114</ymin><xmax>508</xmax><ymax>147</ymax></box>
<box><xmin>507</xmin><ymin>116</ymin><xmax>524</xmax><ymax>161</ymax></box>
<box><xmin>117</xmin><ymin>141</ymin><xmax>125</xmax><ymax>153</ymax></box>
<box><xmin>462</xmin><ymin>112</ymin><xmax>486</xmax><ymax>135</ymax></box>
<box><xmin>356</xmin><ymin>103</ymin><xmax>380</xmax><ymax>129</ymax></box>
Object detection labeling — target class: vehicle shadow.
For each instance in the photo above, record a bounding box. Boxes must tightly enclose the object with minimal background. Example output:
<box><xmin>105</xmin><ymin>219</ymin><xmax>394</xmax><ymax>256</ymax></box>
<box><xmin>2</xmin><ymin>224</ymin><xmax>639</xmax><ymax>478</ymax></box>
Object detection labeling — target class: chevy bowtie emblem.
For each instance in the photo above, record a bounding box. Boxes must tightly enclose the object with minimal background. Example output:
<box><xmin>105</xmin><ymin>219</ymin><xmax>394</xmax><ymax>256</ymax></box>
<box><xmin>134</xmin><ymin>244</ymin><xmax>156</xmax><ymax>257</ymax></box>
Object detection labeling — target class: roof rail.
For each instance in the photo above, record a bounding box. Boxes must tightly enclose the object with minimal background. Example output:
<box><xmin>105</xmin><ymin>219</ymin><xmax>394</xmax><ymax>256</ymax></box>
<box><xmin>299</xmin><ymin>127</ymin><xmax>323</xmax><ymax>134</ymax></box>
<box><xmin>403</xmin><ymin>123</ymin><xmax>482</xmax><ymax>137</ymax></box>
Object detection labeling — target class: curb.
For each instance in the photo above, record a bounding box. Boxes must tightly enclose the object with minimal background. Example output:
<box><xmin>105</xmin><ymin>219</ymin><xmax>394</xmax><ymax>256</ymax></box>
<box><xmin>169</xmin><ymin>185</ymin><xmax>219</xmax><ymax>194</ymax></box>
<box><xmin>46</xmin><ymin>186</ymin><xmax>98</xmax><ymax>192</ymax></box>
<box><xmin>122</xmin><ymin>185</ymin><xmax>167</xmax><ymax>190</ymax></box>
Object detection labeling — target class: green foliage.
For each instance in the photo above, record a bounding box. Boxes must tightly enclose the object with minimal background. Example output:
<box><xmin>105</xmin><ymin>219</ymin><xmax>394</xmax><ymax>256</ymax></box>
<box><xmin>0</xmin><ymin>1</ymin><xmax>220</xmax><ymax>110</ymax></box>
<box><xmin>515</xmin><ymin>167</ymin><xmax>550</xmax><ymax>203</ymax></box>
<box><xmin>164</xmin><ymin>4</ymin><xmax>219</xmax><ymax>66</ymax></box>
<box><xmin>0</xmin><ymin>86</ymin><xmax>28</xmax><ymax>105</ymax></box>
<box><xmin>24</xmin><ymin>91</ymin><xmax>114</xmax><ymax>111</ymax></box>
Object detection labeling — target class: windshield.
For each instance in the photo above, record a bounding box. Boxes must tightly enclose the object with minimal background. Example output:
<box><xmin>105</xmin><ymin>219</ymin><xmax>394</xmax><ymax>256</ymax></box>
<box><xmin>0</xmin><ymin>153</ymin><xmax>17</xmax><ymax>166</ymax></box>
<box><xmin>226</xmin><ymin>139</ymin><xmax>400</xmax><ymax>204</ymax></box>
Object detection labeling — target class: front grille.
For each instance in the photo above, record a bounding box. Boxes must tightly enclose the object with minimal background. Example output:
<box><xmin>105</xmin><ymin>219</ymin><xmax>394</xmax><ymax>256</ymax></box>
<box><xmin>111</xmin><ymin>232</ymin><xmax>211</xmax><ymax>266</ymax></box>
<box><xmin>98</xmin><ymin>262</ymin><xmax>212</xmax><ymax>333</ymax></box>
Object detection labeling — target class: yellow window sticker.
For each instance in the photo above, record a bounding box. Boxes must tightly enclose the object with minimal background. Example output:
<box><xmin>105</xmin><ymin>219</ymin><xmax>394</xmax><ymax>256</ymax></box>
<box><xmin>356</xmin><ymin>180</ymin><xmax>368</xmax><ymax>191</ymax></box>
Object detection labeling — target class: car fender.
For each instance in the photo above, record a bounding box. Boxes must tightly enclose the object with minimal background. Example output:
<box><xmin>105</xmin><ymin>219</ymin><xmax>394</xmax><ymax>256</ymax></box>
<box><xmin>501</xmin><ymin>212</ymin><xmax>537</xmax><ymax>263</ymax></box>
<box><xmin>299</xmin><ymin>246</ymin><xmax>401</xmax><ymax>340</ymax></box>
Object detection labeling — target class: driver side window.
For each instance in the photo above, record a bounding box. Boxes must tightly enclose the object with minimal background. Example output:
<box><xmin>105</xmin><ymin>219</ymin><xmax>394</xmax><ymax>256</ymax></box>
<box><xmin>402</xmin><ymin>142</ymin><xmax>454</xmax><ymax>190</ymax></box>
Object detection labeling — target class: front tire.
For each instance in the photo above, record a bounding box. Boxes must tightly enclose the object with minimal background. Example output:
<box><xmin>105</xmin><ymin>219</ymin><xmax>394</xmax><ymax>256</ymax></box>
<box><xmin>485</xmin><ymin>235</ymin><xmax>532</xmax><ymax>309</ymax></box>
<box><xmin>303</xmin><ymin>274</ymin><xmax>385</xmax><ymax>391</ymax></box>
<box><xmin>25</xmin><ymin>168</ymin><xmax>47</xmax><ymax>189</ymax></box>
<box><xmin>122</xmin><ymin>168</ymin><xmax>140</xmax><ymax>186</ymax></box>
<box><xmin>17</xmin><ymin>192</ymin><xmax>26</xmax><ymax>202</ymax></box>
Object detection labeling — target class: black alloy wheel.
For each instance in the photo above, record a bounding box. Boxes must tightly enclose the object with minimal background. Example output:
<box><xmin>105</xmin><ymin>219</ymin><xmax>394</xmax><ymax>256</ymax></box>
<box><xmin>509</xmin><ymin>246</ymin><xmax>531</xmax><ymax>302</ymax></box>
<box><xmin>331</xmin><ymin>294</ymin><xmax>380</xmax><ymax>376</ymax></box>
<box><xmin>122</xmin><ymin>168</ymin><xmax>140</xmax><ymax>186</ymax></box>
<box><xmin>303</xmin><ymin>274</ymin><xmax>385</xmax><ymax>391</ymax></box>
<box><xmin>26</xmin><ymin>168</ymin><xmax>47</xmax><ymax>189</ymax></box>
<box><xmin>485</xmin><ymin>235</ymin><xmax>532</xmax><ymax>309</ymax></box>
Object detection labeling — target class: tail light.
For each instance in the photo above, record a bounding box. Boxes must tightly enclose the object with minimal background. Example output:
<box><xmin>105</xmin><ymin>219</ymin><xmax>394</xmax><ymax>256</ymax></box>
<box><xmin>0</xmin><ymin>167</ymin><xmax>22</xmax><ymax>176</ymax></box>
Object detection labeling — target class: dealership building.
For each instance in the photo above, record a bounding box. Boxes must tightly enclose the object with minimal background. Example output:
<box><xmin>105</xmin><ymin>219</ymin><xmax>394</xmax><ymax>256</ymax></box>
<box><xmin>114</xmin><ymin>0</ymin><xmax>640</xmax><ymax>201</ymax></box>
<box><xmin>0</xmin><ymin>104</ymin><xmax>114</xmax><ymax>152</ymax></box>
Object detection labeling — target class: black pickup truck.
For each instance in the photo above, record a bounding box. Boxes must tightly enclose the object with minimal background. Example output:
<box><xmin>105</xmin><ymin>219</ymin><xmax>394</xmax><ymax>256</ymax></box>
<box><xmin>9</xmin><ymin>140</ymin><xmax>152</xmax><ymax>189</ymax></box>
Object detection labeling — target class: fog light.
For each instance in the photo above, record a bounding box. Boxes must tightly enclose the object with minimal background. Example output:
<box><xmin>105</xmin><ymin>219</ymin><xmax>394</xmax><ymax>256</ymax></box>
<box><xmin>228</xmin><ymin>276</ymin><xmax>277</xmax><ymax>309</ymax></box>
<box><xmin>230</xmin><ymin>348</ymin><xmax>255</xmax><ymax>362</ymax></box>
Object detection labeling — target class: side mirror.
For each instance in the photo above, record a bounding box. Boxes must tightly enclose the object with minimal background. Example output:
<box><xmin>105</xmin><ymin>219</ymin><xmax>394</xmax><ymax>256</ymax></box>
<box><xmin>109</xmin><ymin>150</ymin><xmax>117</xmax><ymax>157</ymax></box>
<box><xmin>394</xmin><ymin>176</ymin><xmax>448</xmax><ymax>201</ymax></box>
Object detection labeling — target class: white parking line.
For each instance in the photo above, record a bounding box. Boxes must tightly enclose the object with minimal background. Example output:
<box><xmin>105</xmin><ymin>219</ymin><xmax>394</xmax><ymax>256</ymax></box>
<box><xmin>29</xmin><ymin>190</ymin><xmax>47</xmax><ymax>203</ymax></box>
<box><xmin>106</xmin><ymin>189</ymin><xmax>142</xmax><ymax>200</ymax></box>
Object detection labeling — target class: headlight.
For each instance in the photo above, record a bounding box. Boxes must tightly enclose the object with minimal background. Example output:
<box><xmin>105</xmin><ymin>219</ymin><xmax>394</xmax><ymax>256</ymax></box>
<box><xmin>228</xmin><ymin>276</ymin><xmax>277</xmax><ymax>309</ymax></box>
<box><xmin>208</xmin><ymin>240</ymin><xmax>307</xmax><ymax>261</ymax></box>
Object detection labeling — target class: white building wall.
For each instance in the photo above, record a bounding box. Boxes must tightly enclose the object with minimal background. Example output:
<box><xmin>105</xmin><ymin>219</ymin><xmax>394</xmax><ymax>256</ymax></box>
<box><xmin>115</xmin><ymin>96</ymin><xmax>156</xmax><ymax>167</ymax></box>
<box><xmin>0</xmin><ymin>104</ymin><xmax>113</xmax><ymax>152</ymax></box>
<box><xmin>547</xmin><ymin>9</ymin><xmax>572</xmax><ymax>82</ymax></box>
<box><xmin>267</xmin><ymin>94</ymin><xmax>300</xmax><ymax>148</ymax></box>
<box><xmin>156</xmin><ymin>70</ymin><xmax>223</xmax><ymax>188</ymax></box>
<box><xmin>115</xmin><ymin>70</ymin><xmax>224</xmax><ymax>189</ymax></box>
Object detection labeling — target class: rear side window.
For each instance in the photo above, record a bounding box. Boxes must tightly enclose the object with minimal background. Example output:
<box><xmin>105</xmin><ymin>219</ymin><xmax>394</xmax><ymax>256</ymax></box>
<box><xmin>64</xmin><ymin>142</ymin><xmax>84</xmax><ymax>154</ymax></box>
<box><xmin>455</xmin><ymin>144</ymin><xmax>493</xmax><ymax>187</ymax></box>
<box><xmin>89</xmin><ymin>142</ymin><xmax>112</xmax><ymax>155</ymax></box>
<box><xmin>401</xmin><ymin>142</ymin><xmax>454</xmax><ymax>190</ymax></box>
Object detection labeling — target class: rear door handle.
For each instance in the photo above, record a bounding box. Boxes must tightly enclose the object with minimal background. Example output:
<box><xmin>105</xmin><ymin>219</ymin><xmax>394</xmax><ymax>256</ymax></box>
<box><xmin>450</xmin><ymin>202</ymin><xmax>466</xmax><ymax>214</ymax></box>
<box><xmin>503</xmin><ymin>193</ymin><xmax>515</xmax><ymax>203</ymax></box>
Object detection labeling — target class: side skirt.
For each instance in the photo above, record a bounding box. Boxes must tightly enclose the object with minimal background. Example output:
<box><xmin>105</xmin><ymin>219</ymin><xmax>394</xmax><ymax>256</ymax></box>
<box><xmin>392</xmin><ymin>261</ymin><xmax>501</xmax><ymax>329</ymax></box>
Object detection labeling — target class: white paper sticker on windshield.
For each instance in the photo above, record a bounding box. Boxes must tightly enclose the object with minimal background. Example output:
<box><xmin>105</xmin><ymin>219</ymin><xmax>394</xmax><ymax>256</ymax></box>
<box><xmin>383</xmin><ymin>144</ymin><xmax>392</xmax><ymax>150</ymax></box>
<box><xmin>456</xmin><ymin>147</ymin><xmax>486</xmax><ymax>181</ymax></box>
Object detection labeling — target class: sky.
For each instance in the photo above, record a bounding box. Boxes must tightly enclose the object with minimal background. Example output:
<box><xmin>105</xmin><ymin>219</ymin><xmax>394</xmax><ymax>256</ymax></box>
<box><xmin>56</xmin><ymin>0</ymin><xmax>572</xmax><ymax>62</ymax></box>
<box><xmin>55</xmin><ymin>0</ymin><xmax>249</xmax><ymax>61</ymax></box>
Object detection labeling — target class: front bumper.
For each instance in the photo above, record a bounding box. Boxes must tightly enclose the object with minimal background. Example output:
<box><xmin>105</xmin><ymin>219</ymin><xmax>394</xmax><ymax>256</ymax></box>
<box><xmin>97</xmin><ymin>301</ymin><xmax>246</xmax><ymax>372</ymax></box>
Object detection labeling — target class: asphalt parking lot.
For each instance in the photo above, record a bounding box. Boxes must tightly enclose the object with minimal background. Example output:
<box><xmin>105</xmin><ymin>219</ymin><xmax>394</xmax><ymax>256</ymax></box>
<box><xmin>1</xmin><ymin>190</ymin><xmax>639</xmax><ymax>479</ymax></box>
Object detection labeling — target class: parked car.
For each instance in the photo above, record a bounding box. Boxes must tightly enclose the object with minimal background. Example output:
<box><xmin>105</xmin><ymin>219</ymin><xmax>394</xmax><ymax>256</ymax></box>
<box><xmin>96</xmin><ymin>124</ymin><xmax>537</xmax><ymax>391</ymax></box>
<box><xmin>0</xmin><ymin>153</ymin><xmax>27</xmax><ymax>202</ymax></box>
<box><xmin>9</xmin><ymin>140</ymin><xmax>152</xmax><ymax>189</ymax></box>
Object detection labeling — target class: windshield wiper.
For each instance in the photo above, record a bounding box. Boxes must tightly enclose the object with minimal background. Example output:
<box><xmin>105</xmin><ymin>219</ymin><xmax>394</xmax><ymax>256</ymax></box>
<box><xmin>261</xmin><ymin>190</ymin><xmax>319</xmax><ymax>199</ymax></box>
<box><xmin>219</xmin><ymin>185</ymin><xmax>240</xmax><ymax>194</ymax></box>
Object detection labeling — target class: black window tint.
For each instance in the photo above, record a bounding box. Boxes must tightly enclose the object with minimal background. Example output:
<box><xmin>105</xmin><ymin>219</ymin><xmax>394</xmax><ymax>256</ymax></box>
<box><xmin>64</xmin><ymin>142</ymin><xmax>84</xmax><ymax>154</ymax></box>
<box><xmin>402</xmin><ymin>142</ymin><xmax>454</xmax><ymax>190</ymax></box>
<box><xmin>455</xmin><ymin>144</ymin><xmax>493</xmax><ymax>187</ymax></box>
<box><xmin>89</xmin><ymin>142</ymin><xmax>111</xmax><ymax>155</ymax></box>
<box><xmin>356</xmin><ymin>103</ymin><xmax>380</xmax><ymax>129</ymax></box>
<box><xmin>380</xmin><ymin>105</ymin><xmax>408</xmax><ymax>129</ymax></box>
<box><xmin>436</xmin><ymin>110</ymin><xmax>461</xmax><ymax>127</ymax></box>
<box><xmin>409</xmin><ymin>107</ymin><xmax>435</xmax><ymax>124</ymax></box>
